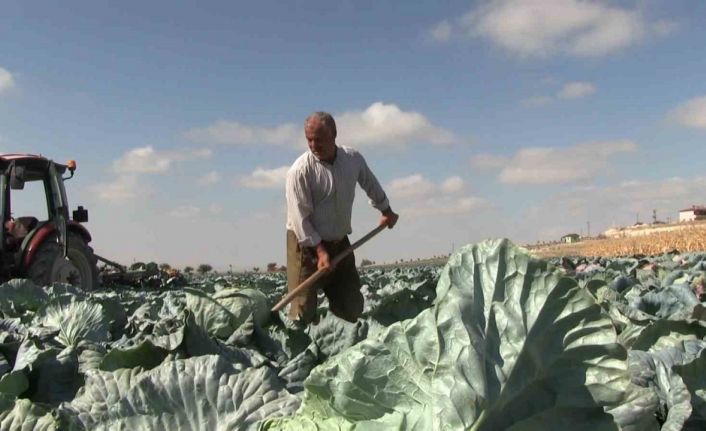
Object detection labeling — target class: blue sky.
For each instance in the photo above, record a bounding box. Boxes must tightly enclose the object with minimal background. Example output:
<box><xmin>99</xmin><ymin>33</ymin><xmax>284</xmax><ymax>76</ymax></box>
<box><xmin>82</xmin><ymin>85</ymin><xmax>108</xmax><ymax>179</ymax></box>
<box><xmin>1</xmin><ymin>0</ymin><xmax>705</xmax><ymax>269</ymax></box>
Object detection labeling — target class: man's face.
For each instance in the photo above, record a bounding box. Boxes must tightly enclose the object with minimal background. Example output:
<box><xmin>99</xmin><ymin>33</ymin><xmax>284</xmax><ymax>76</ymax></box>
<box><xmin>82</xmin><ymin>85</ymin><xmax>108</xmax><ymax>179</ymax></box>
<box><xmin>305</xmin><ymin>119</ymin><xmax>336</xmax><ymax>162</ymax></box>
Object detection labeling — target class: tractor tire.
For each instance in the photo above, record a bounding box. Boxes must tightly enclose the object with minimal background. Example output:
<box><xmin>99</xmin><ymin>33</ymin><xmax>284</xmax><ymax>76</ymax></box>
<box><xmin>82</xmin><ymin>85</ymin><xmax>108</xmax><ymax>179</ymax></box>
<box><xmin>27</xmin><ymin>232</ymin><xmax>99</xmax><ymax>291</ymax></box>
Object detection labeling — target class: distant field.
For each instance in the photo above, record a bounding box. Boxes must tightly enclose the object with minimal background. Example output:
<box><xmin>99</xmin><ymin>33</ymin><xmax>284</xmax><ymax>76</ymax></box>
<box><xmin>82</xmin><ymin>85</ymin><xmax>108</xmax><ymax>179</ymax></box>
<box><xmin>366</xmin><ymin>256</ymin><xmax>448</xmax><ymax>269</ymax></box>
<box><xmin>366</xmin><ymin>222</ymin><xmax>706</xmax><ymax>267</ymax></box>
<box><xmin>531</xmin><ymin>223</ymin><xmax>706</xmax><ymax>258</ymax></box>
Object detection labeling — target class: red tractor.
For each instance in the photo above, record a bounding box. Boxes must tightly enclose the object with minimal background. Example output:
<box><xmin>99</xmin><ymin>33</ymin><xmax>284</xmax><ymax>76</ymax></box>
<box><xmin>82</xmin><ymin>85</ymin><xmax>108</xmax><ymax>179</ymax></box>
<box><xmin>0</xmin><ymin>154</ymin><xmax>99</xmax><ymax>290</ymax></box>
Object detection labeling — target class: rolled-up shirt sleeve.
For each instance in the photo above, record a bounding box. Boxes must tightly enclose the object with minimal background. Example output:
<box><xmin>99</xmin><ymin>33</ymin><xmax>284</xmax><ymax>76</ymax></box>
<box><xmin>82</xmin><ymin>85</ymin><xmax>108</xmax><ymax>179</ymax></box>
<box><xmin>355</xmin><ymin>152</ymin><xmax>390</xmax><ymax>211</ymax></box>
<box><xmin>286</xmin><ymin>167</ymin><xmax>322</xmax><ymax>247</ymax></box>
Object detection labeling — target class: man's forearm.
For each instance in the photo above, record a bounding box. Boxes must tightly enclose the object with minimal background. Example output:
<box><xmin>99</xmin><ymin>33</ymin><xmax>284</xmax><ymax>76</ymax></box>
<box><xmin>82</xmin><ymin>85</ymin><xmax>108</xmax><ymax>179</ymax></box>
<box><xmin>294</xmin><ymin>217</ymin><xmax>322</xmax><ymax>248</ymax></box>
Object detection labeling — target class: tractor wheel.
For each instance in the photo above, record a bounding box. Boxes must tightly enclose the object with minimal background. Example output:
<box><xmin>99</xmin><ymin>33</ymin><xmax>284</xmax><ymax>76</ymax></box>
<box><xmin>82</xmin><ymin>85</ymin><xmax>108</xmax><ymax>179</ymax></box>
<box><xmin>27</xmin><ymin>232</ymin><xmax>99</xmax><ymax>291</ymax></box>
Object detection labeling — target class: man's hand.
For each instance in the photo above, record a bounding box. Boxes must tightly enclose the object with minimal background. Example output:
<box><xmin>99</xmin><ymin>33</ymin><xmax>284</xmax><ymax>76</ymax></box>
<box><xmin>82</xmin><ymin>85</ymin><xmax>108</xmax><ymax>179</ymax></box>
<box><xmin>380</xmin><ymin>207</ymin><xmax>399</xmax><ymax>229</ymax></box>
<box><xmin>315</xmin><ymin>243</ymin><xmax>332</xmax><ymax>272</ymax></box>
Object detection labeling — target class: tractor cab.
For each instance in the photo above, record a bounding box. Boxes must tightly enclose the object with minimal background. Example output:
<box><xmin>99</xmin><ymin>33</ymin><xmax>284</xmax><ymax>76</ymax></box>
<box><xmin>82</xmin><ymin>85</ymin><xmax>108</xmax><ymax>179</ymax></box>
<box><xmin>0</xmin><ymin>154</ymin><xmax>98</xmax><ymax>289</ymax></box>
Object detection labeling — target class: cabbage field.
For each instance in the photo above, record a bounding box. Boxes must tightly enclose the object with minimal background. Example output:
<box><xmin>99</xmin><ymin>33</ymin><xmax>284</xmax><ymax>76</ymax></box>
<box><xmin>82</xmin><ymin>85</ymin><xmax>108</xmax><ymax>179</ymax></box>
<box><xmin>1</xmin><ymin>239</ymin><xmax>706</xmax><ymax>429</ymax></box>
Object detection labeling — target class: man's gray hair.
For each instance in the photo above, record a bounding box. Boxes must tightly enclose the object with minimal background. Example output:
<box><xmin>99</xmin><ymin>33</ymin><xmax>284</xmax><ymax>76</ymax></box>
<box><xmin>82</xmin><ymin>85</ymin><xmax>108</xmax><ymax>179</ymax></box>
<box><xmin>305</xmin><ymin>111</ymin><xmax>337</xmax><ymax>138</ymax></box>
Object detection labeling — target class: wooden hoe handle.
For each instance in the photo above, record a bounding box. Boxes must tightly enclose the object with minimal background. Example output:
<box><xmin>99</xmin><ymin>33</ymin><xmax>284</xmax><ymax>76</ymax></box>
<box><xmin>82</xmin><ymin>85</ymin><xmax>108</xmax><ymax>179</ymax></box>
<box><xmin>271</xmin><ymin>224</ymin><xmax>387</xmax><ymax>312</ymax></box>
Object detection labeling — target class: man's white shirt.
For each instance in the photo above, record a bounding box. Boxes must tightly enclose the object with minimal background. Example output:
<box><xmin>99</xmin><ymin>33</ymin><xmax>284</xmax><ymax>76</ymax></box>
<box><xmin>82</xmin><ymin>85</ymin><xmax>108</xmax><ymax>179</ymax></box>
<box><xmin>285</xmin><ymin>146</ymin><xmax>389</xmax><ymax>247</ymax></box>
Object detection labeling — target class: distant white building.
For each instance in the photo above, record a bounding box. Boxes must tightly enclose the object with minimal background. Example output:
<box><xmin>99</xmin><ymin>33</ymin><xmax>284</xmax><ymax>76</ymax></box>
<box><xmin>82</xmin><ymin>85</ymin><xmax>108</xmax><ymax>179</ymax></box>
<box><xmin>679</xmin><ymin>206</ymin><xmax>706</xmax><ymax>222</ymax></box>
<box><xmin>561</xmin><ymin>233</ymin><xmax>580</xmax><ymax>243</ymax></box>
<box><xmin>603</xmin><ymin>227</ymin><xmax>622</xmax><ymax>238</ymax></box>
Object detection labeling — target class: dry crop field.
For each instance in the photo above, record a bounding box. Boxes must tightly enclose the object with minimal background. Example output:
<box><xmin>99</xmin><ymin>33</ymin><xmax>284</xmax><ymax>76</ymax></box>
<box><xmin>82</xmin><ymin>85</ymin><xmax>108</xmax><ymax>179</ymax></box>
<box><xmin>533</xmin><ymin>224</ymin><xmax>706</xmax><ymax>258</ymax></box>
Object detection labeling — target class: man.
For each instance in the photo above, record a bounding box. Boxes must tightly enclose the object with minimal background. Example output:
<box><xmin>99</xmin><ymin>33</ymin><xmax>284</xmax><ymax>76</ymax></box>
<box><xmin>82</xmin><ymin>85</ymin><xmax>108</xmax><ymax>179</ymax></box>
<box><xmin>285</xmin><ymin>111</ymin><xmax>399</xmax><ymax>324</ymax></box>
<box><xmin>4</xmin><ymin>217</ymin><xmax>29</xmax><ymax>249</ymax></box>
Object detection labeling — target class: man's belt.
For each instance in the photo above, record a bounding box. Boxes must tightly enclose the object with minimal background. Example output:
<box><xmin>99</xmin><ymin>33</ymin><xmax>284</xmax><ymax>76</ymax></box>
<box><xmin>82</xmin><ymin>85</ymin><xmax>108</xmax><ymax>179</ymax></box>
<box><xmin>322</xmin><ymin>237</ymin><xmax>346</xmax><ymax>245</ymax></box>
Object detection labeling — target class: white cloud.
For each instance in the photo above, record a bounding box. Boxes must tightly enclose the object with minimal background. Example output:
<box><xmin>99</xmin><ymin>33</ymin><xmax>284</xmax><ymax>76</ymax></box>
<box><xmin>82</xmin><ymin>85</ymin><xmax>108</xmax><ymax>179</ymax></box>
<box><xmin>338</xmin><ymin>102</ymin><xmax>454</xmax><ymax>147</ymax></box>
<box><xmin>386</xmin><ymin>174</ymin><xmax>436</xmax><ymax>199</ymax></box>
<box><xmin>0</xmin><ymin>67</ymin><xmax>14</xmax><ymax>94</ymax></box>
<box><xmin>470</xmin><ymin>154</ymin><xmax>506</xmax><ymax>169</ymax></box>
<box><xmin>668</xmin><ymin>96</ymin><xmax>706</xmax><ymax>129</ymax></box>
<box><xmin>184</xmin><ymin>121</ymin><xmax>300</xmax><ymax>147</ymax></box>
<box><xmin>608</xmin><ymin>177</ymin><xmax>706</xmax><ymax>209</ymax></box>
<box><xmin>398</xmin><ymin>193</ymin><xmax>487</xmax><ymax>218</ymax></box>
<box><xmin>169</xmin><ymin>205</ymin><xmax>201</xmax><ymax>218</ymax></box>
<box><xmin>96</xmin><ymin>146</ymin><xmax>212</xmax><ymax>203</ymax></box>
<box><xmin>405</xmin><ymin>196</ymin><xmax>487</xmax><ymax>217</ymax></box>
<box><xmin>451</xmin><ymin>0</ymin><xmax>669</xmax><ymax>58</ymax></box>
<box><xmin>386</xmin><ymin>174</ymin><xmax>481</xmax><ymax>217</ymax></box>
<box><xmin>522</xmin><ymin>81</ymin><xmax>596</xmax><ymax>106</ymax></box>
<box><xmin>653</xmin><ymin>19</ymin><xmax>679</xmax><ymax>37</ymax></box>
<box><xmin>472</xmin><ymin>140</ymin><xmax>638</xmax><ymax>184</ymax></box>
<box><xmin>186</xmin><ymin>102</ymin><xmax>454</xmax><ymax>149</ymax></box>
<box><xmin>387</xmin><ymin>174</ymin><xmax>465</xmax><ymax>199</ymax></box>
<box><xmin>198</xmin><ymin>171</ymin><xmax>219</xmax><ymax>186</ymax></box>
<box><xmin>238</xmin><ymin>166</ymin><xmax>289</xmax><ymax>189</ymax></box>
<box><xmin>490</xmin><ymin>175</ymin><xmax>706</xmax><ymax>245</ymax></box>
<box><xmin>192</xmin><ymin>148</ymin><xmax>213</xmax><ymax>158</ymax></box>
<box><xmin>521</xmin><ymin>96</ymin><xmax>554</xmax><ymax>107</ymax></box>
<box><xmin>112</xmin><ymin>145</ymin><xmax>211</xmax><ymax>174</ymax></box>
<box><xmin>208</xmin><ymin>203</ymin><xmax>223</xmax><ymax>215</ymax></box>
<box><xmin>113</xmin><ymin>146</ymin><xmax>172</xmax><ymax>174</ymax></box>
<box><xmin>535</xmin><ymin>176</ymin><xmax>706</xmax><ymax>230</ymax></box>
<box><xmin>91</xmin><ymin>175</ymin><xmax>144</xmax><ymax>203</ymax></box>
<box><xmin>440</xmin><ymin>176</ymin><xmax>464</xmax><ymax>193</ymax></box>
<box><xmin>557</xmin><ymin>81</ymin><xmax>596</xmax><ymax>99</ymax></box>
<box><xmin>429</xmin><ymin>20</ymin><xmax>452</xmax><ymax>41</ymax></box>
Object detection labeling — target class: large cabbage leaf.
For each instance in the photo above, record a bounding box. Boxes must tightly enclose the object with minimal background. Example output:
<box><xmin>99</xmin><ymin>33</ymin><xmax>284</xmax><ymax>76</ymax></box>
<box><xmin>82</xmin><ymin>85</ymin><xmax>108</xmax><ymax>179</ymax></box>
<box><xmin>264</xmin><ymin>239</ymin><xmax>647</xmax><ymax>430</ymax></box>
<box><xmin>674</xmin><ymin>350</ymin><xmax>706</xmax><ymax>429</ymax></box>
<box><xmin>62</xmin><ymin>354</ymin><xmax>300</xmax><ymax>430</ymax></box>
<box><xmin>184</xmin><ymin>288</ymin><xmax>242</xmax><ymax>339</ymax></box>
<box><xmin>0</xmin><ymin>396</ymin><xmax>57</xmax><ymax>430</ymax></box>
<box><xmin>628</xmin><ymin>341</ymin><xmax>706</xmax><ymax>430</ymax></box>
<box><xmin>0</xmin><ymin>280</ymin><xmax>49</xmax><ymax>320</ymax></box>
<box><xmin>99</xmin><ymin>340</ymin><xmax>167</xmax><ymax>372</ymax></box>
<box><xmin>213</xmin><ymin>288</ymin><xmax>271</xmax><ymax>328</ymax></box>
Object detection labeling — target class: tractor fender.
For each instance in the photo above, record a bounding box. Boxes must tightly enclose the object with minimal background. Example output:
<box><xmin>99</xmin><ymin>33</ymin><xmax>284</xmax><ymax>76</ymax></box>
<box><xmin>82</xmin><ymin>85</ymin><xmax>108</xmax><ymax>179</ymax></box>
<box><xmin>21</xmin><ymin>221</ymin><xmax>92</xmax><ymax>269</ymax></box>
